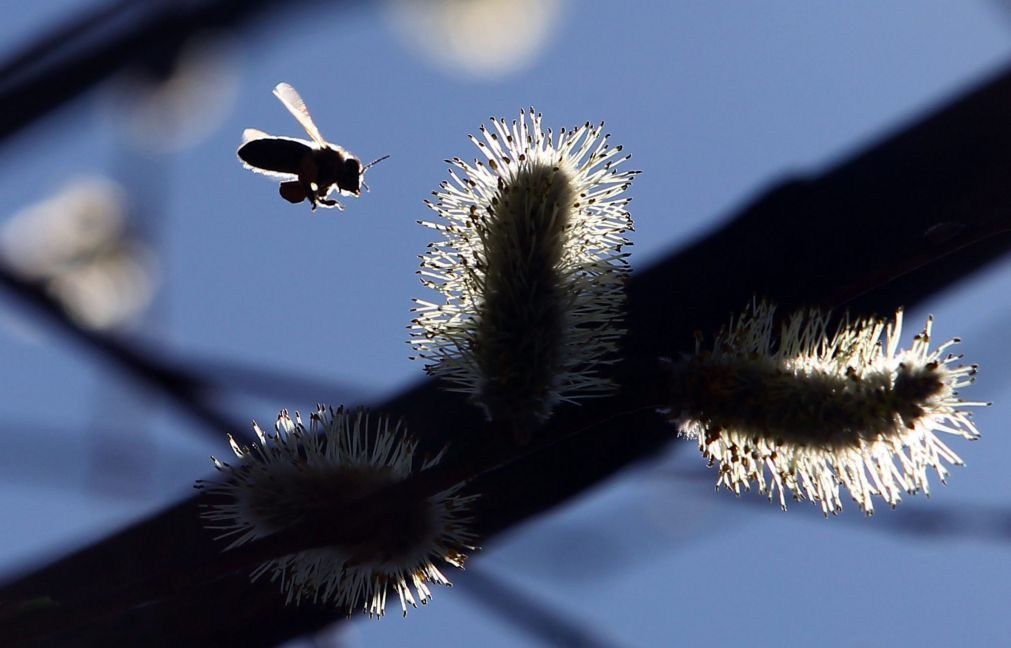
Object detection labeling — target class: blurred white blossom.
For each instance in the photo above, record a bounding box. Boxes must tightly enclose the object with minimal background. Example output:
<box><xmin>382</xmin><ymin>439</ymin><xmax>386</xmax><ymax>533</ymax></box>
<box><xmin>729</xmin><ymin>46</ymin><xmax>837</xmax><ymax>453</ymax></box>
<box><xmin>0</xmin><ymin>177</ymin><xmax>159</xmax><ymax>330</ymax></box>
<box><xmin>108</xmin><ymin>35</ymin><xmax>239</xmax><ymax>152</ymax></box>
<box><xmin>384</xmin><ymin>0</ymin><xmax>565</xmax><ymax>79</ymax></box>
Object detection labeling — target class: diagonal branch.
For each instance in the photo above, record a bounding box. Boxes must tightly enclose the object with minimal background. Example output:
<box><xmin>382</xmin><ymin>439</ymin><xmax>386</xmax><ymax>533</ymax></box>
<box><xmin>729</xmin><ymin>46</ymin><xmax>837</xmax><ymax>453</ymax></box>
<box><xmin>0</xmin><ymin>263</ymin><xmax>249</xmax><ymax>441</ymax></box>
<box><xmin>457</xmin><ymin>567</ymin><xmax>622</xmax><ymax>648</ymax></box>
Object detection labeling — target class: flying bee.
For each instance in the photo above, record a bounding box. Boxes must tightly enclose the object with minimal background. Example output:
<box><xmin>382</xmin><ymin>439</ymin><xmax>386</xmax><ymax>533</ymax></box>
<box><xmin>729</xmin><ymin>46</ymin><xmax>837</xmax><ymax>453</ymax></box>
<box><xmin>237</xmin><ymin>82</ymin><xmax>389</xmax><ymax>211</ymax></box>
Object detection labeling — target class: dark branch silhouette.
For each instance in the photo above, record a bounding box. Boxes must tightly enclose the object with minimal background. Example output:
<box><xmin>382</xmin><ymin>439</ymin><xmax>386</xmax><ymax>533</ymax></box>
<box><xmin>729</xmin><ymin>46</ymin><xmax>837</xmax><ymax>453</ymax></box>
<box><xmin>458</xmin><ymin>567</ymin><xmax>621</xmax><ymax>648</ymax></box>
<box><xmin>0</xmin><ymin>262</ymin><xmax>248</xmax><ymax>441</ymax></box>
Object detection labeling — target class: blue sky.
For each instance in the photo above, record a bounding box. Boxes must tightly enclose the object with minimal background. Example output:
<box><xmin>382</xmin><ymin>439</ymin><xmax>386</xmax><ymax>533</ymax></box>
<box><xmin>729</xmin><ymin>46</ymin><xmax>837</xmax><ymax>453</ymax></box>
<box><xmin>1</xmin><ymin>2</ymin><xmax>1010</xmax><ymax>646</ymax></box>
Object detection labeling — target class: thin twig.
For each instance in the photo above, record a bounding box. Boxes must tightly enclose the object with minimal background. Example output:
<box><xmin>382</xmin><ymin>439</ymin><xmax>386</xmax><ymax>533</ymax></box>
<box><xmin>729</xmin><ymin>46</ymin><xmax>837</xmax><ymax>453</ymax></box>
<box><xmin>0</xmin><ymin>261</ymin><xmax>248</xmax><ymax>440</ymax></box>
<box><xmin>458</xmin><ymin>567</ymin><xmax>621</xmax><ymax>648</ymax></box>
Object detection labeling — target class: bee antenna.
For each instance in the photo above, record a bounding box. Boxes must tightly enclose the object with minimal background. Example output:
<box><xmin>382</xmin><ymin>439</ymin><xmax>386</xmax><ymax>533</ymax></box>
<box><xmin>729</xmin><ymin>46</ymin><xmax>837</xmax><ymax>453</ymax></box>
<box><xmin>362</xmin><ymin>154</ymin><xmax>390</xmax><ymax>173</ymax></box>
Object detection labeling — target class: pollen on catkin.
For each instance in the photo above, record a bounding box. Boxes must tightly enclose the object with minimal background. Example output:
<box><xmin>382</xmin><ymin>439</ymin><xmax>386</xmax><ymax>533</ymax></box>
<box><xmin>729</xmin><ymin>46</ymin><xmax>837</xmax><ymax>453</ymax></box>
<box><xmin>196</xmin><ymin>406</ymin><xmax>478</xmax><ymax>618</ymax></box>
<box><xmin>664</xmin><ymin>300</ymin><xmax>987</xmax><ymax>515</ymax></box>
<box><xmin>411</xmin><ymin>108</ymin><xmax>637</xmax><ymax>436</ymax></box>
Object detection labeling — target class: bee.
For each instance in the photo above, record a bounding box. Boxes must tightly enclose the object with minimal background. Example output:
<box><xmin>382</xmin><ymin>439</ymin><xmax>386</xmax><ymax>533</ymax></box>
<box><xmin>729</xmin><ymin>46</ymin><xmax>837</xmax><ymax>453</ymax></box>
<box><xmin>237</xmin><ymin>82</ymin><xmax>389</xmax><ymax>211</ymax></box>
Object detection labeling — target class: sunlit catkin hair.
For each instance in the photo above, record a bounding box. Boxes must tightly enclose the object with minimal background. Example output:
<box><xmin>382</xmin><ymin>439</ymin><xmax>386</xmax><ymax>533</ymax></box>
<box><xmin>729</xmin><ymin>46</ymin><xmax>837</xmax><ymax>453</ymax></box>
<box><xmin>197</xmin><ymin>406</ymin><xmax>478</xmax><ymax>618</ymax></box>
<box><xmin>664</xmin><ymin>300</ymin><xmax>987</xmax><ymax>515</ymax></box>
<box><xmin>411</xmin><ymin>109</ymin><xmax>636</xmax><ymax>437</ymax></box>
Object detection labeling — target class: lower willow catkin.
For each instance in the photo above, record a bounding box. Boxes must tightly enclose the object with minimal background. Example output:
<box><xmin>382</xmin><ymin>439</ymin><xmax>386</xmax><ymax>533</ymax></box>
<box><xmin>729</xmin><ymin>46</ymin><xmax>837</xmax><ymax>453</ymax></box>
<box><xmin>197</xmin><ymin>406</ymin><xmax>477</xmax><ymax>618</ymax></box>
<box><xmin>665</xmin><ymin>300</ymin><xmax>987</xmax><ymax>515</ymax></box>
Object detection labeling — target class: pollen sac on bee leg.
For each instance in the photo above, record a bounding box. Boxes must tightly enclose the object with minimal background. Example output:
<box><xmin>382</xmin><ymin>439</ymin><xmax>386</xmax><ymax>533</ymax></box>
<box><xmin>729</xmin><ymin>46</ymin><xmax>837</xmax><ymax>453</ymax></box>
<box><xmin>279</xmin><ymin>181</ymin><xmax>307</xmax><ymax>204</ymax></box>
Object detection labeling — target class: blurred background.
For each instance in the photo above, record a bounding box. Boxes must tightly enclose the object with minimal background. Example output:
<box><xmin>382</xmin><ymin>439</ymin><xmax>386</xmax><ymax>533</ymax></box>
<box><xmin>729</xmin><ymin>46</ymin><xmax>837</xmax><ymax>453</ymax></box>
<box><xmin>1</xmin><ymin>1</ymin><xmax>1010</xmax><ymax>645</ymax></box>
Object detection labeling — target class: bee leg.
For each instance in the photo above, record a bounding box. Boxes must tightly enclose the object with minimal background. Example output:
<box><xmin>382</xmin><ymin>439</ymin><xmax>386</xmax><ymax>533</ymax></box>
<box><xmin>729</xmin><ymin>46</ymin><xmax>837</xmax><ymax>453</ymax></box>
<box><xmin>316</xmin><ymin>185</ymin><xmax>344</xmax><ymax>210</ymax></box>
<box><xmin>317</xmin><ymin>197</ymin><xmax>345</xmax><ymax>211</ymax></box>
<box><xmin>294</xmin><ymin>158</ymin><xmax>321</xmax><ymax>211</ymax></box>
<box><xmin>301</xmin><ymin>182</ymin><xmax>324</xmax><ymax>211</ymax></box>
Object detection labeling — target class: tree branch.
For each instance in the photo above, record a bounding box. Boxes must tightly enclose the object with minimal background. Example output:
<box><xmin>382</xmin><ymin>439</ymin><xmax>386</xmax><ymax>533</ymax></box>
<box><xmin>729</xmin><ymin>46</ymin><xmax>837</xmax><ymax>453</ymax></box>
<box><xmin>0</xmin><ymin>264</ymin><xmax>249</xmax><ymax>441</ymax></box>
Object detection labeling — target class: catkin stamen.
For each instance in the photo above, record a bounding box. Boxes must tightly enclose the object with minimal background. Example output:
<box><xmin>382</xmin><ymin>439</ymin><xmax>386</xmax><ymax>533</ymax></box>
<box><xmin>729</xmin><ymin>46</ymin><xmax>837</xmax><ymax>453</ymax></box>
<box><xmin>666</xmin><ymin>301</ymin><xmax>986</xmax><ymax>515</ymax></box>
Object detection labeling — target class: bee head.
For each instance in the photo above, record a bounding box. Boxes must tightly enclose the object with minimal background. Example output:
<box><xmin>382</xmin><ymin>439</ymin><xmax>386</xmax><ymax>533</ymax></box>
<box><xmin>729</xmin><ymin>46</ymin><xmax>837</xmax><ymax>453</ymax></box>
<box><xmin>344</xmin><ymin>157</ymin><xmax>363</xmax><ymax>195</ymax></box>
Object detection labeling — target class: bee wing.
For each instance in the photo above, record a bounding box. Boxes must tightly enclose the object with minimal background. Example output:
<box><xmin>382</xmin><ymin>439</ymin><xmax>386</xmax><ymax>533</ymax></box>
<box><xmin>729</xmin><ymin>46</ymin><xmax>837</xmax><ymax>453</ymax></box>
<box><xmin>239</xmin><ymin>165</ymin><xmax>297</xmax><ymax>180</ymax></box>
<box><xmin>273</xmin><ymin>82</ymin><xmax>328</xmax><ymax>147</ymax></box>
<box><xmin>242</xmin><ymin>128</ymin><xmax>273</xmax><ymax>144</ymax></box>
<box><xmin>238</xmin><ymin>163</ymin><xmax>297</xmax><ymax>180</ymax></box>
<box><xmin>237</xmin><ymin>136</ymin><xmax>316</xmax><ymax>180</ymax></box>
